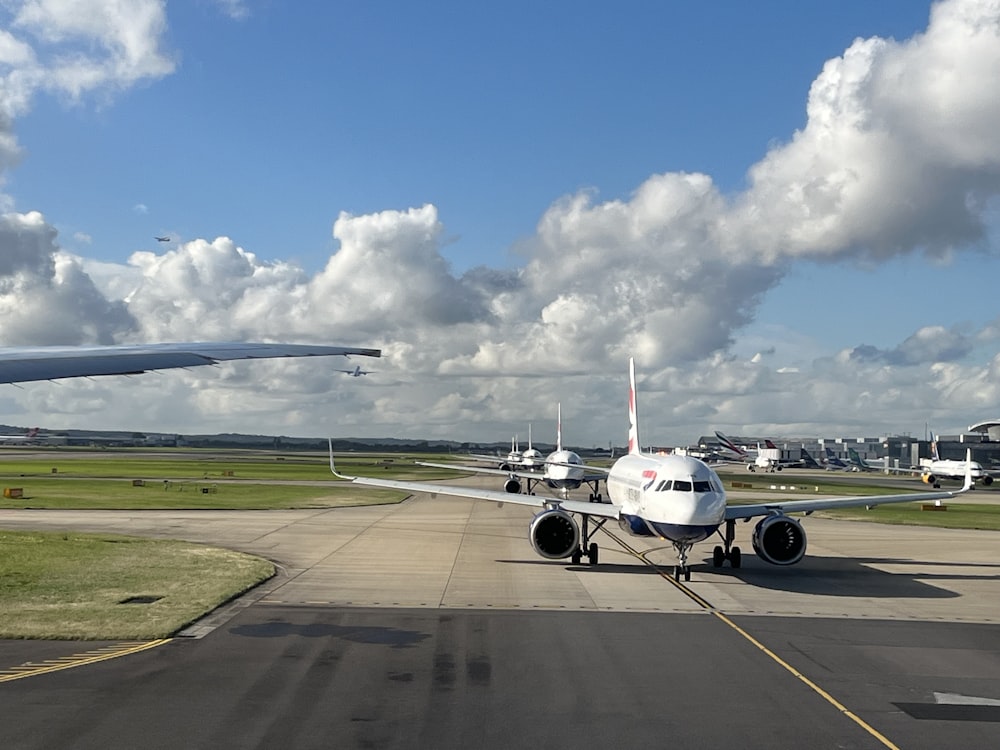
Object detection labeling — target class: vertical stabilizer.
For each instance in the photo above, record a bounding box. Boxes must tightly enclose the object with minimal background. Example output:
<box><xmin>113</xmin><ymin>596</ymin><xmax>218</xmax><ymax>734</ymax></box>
<box><xmin>628</xmin><ymin>357</ymin><xmax>640</xmax><ymax>455</ymax></box>
<box><xmin>556</xmin><ymin>403</ymin><xmax>563</xmax><ymax>452</ymax></box>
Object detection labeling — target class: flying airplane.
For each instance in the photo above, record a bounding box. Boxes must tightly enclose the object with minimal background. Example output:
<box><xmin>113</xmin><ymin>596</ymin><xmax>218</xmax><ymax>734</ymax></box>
<box><xmin>155</xmin><ymin>236</ymin><xmax>170</xmax><ymax>242</ymax></box>
<box><xmin>337</xmin><ymin>365</ymin><xmax>373</xmax><ymax>377</ymax></box>
<box><xmin>0</xmin><ymin>342</ymin><xmax>381</xmax><ymax>384</ymax></box>
<box><xmin>417</xmin><ymin>404</ymin><xmax>604</xmax><ymax>500</ymax></box>
<box><xmin>331</xmin><ymin>358</ymin><xmax>971</xmax><ymax>581</ymax></box>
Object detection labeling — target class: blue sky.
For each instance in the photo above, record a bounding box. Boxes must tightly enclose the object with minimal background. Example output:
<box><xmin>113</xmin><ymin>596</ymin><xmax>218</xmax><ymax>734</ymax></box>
<box><xmin>2</xmin><ymin>0</ymin><xmax>1000</xmax><ymax>444</ymax></box>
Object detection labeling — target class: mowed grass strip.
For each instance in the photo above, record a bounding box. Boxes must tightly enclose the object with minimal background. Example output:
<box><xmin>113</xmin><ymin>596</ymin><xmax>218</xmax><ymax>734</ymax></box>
<box><xmin>815</xmin><ymin>502</ymin><xmax>1000</xmax><ymax>530</ymax></box>
<box><xmin>0</xmin><ymin>478</ymin><xmax>404</xmax><ymax>510</ymax></box>
<box><xmin>0</xmin><ymin>530</ymin><xmax>273</xmax><ymax>640</ymax></box>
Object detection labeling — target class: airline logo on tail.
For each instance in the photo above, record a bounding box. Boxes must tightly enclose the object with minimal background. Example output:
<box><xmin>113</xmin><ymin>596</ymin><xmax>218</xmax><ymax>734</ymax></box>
<box><xmin>628</xmin><ymin>358</ymin><xmax>639</xmax><ymax>455</ymax></box>
<box><xmin>714</xmin><ymin>431</ymin><xmax>748</xmax><ymax>458</ymax></box>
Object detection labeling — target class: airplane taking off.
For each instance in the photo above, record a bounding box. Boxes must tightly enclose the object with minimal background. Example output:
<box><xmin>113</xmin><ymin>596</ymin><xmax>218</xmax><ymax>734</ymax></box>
<box><xmin>155</xmin><ymin>236</ymin><xmax>170</xmax><ymax>242</ymax></box>
<box><xmin>0</xmin><ymin>342</ymin><xmax>381</xmax><ymax>384</ymax></box>
<box><xmin>418</xmin><ymin>404</ymin><xmax>604</xmax><ymax>500</ymax></box>
<box><xmin>337</xmin><ymin>365</ymin><xmax>373</xmax><ymax>377</ymax></box>
<box><xmin>332</xmin><ymin>358</ymin><xmax>972</xmax><ymax>580</ymax></box>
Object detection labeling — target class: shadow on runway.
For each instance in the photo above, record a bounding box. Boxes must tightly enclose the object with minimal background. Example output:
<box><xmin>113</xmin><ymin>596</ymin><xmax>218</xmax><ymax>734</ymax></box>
<box><xmin>697</xmin><ymin>553</ymin><xmax>976</xmax><ymax>599</ymax></box>
<box><xmin>493</xmin><ymin>559</ymin><xmax>660</xmax><ymax>575</ymax></box>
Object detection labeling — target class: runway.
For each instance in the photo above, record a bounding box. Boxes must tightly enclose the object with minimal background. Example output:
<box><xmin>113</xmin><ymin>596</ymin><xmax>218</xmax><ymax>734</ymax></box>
<box><xmin>1</xmin><ymin>480</ymin><xmax>999</xmax><ymax>748</ymax></box>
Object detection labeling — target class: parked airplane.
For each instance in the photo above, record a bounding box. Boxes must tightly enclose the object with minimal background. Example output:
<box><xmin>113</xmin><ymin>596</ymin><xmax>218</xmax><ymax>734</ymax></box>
<box><xmin>798</xmin><ymin>448</ymin><xmax>822</xmax><ymax>470</ymax></box>
<box><xmin>847</xmin><ymin>448</ymin><xmax>879</xmax><ymax>472</ymax></box>
<box><xmin>331</xmin><ymin>358</ymin><xmax>971</xmax><ymax>580</ymax></box>
<box><xmin>418</xmin><ymin>404</ymin><xmax>604</xmax><ymax>500</ymax></box>
<box><xmin>714</xmin><ymin>431</ymin><xmax>802</xmax><ymax>472</ymax></box>
<box><xmin>822</xmin><ymin>447</ymin><xmax>850</xmax><ymax>471</ymax></box>
<box><xmin>0</xmin><ymin>342</ymin><xmax>381</xmax><ymax>384</ymax></box>
<box><xmin>337</xmin><ymin>365</ymin><xmax>373</xmax><ymax>377</ymax></box>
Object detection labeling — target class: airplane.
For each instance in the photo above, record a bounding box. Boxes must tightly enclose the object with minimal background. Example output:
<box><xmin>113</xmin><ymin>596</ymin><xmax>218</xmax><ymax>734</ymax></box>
<box><xmin>846</xmin><ymin>448</ymin><xmax>880</xmax><ymax>472</ymax></box>
<box><xmin>417</xmin><ymin>404</ymin><xmax>604</xmax><ymax>500</ymax></box>
<box><xmin>331</xmin><ymin>358</ymin><xmax>972</xmax><ymax>581</ymax></box>
<box><xmin>714</xmin><ymin>431</ymin><xmax>799</xmax><ymax>472</ymax></box>
<box><xmin>337</xmin><ymin>365</ymin><xmax>373</xmax><ymax>377</ymax></box>
<box><xmin>823</xmin><ymin>447</ymin><xmax>850</xmax><ymax>470</ymax></box>
<box><xmin>0</xmin><ymin>342</ymin><xmax>381</xmax><ymax>384</ymax></box>
<box><xmin>893</xmin><ymin>432</ymin><xmax>994</xmax><ymax>488</ymax></box>
<box><xmin>798</xmin><ymin>447</ymin><xmax>823</xmax><ymax>470</ymax></box>
<box><xmin>0</xmin><ymin>427</ymin><xmax>40</xmax><ymax>443</ymax></box>
<box><xmin>155</xmin><ymin>236</ymin><xmax>170</xmax><ymax>242</ymax></box>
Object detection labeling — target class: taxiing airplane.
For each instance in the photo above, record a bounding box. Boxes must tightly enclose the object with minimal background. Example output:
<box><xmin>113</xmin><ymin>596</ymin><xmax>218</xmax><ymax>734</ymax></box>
<box><xmin>331</xmin><ymin>358</ymin><xmax>972</xmax><ymax>580</ymax></box>
<box><xmin>337</xmin><ymin>365</ymin><xmax>373</xmax><ymax>377</ymax></box>
<box><xmin>895</xmin><ymin>433</ymin><xmax>994</xmax><ymax>488</ymax></box>
<box><xmin>0</xmin><ymin>427</ymin><xmax>40</xmax><ymax>443</ymax></box>
<box><xmin>0</xmin><ymin>342</ymin><xmax>381</xmax><ymax>384</ymax></box>
<box><xmin>418</xmin><ymin>404</ymin><xmax>604</xmax><ymax>500</ymax></box>
<box><xmin>714</xmin><ymin>431</ymin><xmax>802</xmax><ymax>472</ymax></box>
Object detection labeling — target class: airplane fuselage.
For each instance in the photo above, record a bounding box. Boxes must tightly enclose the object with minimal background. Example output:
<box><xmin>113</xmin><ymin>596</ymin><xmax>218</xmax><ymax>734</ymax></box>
<box><xmin>606</xmin><ymin>453</ymin><xmax>726</xmax><ymax>544</ymax></box>
<box><xmin>543</xmin><ymin>449</ymin><xmax>585</xmax><ymax>489</ymax></box>
<box><xmin>922</xmin><ymin>459</ymin><xmax>987</xmax><ymax>482</ymax></box>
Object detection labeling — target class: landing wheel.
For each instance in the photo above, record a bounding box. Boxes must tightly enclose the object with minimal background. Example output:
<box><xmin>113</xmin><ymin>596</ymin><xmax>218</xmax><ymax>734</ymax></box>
<box><xmin>587</xmin><ymin>543</ymin><xmax>599</xmax><ymax>565</ymax></box>
<box><xmin>571</xmin><ymin>549</ymin><xmax>582</xmax><ymax>565</ymax></box>
<box><xmin>684</xmin><ymin>567</ymin><xmax>691</xmax><ymax>582</ymax></box>
<box><xmin>712</xmin><ymin>545</ymin><xmax>725</xmax><ymax>568</ymax></box>
<box><xmin>673</xmin><ymin>566</ymin><xmax>682</xmax><ymax>581</ymax></box>
<box><xmin>729</xmin><ymin>546</ymin><xmax>742</xmax><ymax>569</ymax></box>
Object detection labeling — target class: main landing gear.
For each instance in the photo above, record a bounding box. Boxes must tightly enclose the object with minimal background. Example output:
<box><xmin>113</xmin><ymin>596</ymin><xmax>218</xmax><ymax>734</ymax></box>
<box><xmin>712</xmin><ymin>519</ymin><xmax>742</xmax><ymax>569</ymax></box>
<box><xmin>570</xmin><ymin>514</ymin><xmax>607</xmax><ymax>565</ymax></box>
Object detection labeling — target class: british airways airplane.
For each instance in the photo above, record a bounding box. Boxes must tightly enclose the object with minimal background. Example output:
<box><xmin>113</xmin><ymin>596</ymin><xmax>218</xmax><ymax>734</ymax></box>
<box><xmin>417</xmin><ymin>403</ymin><xmax>604</xmax><ymax>499</ymax></box>
<box><xmin>331</xmin><ymin>358</ymin><xmax>972</xmax><ymax>581</ymax></box>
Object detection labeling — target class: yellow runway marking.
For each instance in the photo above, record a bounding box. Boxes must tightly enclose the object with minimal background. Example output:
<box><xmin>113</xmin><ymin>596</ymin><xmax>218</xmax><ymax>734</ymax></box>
<box><xmin>599</xmin><ymin>527</ymin><xmax>901</xmax><ymax>750</ymax></box>
<box><xmin>0</xmin><ymin>639</ymin><xmax>171</xmax><ymax>683</ymax></box>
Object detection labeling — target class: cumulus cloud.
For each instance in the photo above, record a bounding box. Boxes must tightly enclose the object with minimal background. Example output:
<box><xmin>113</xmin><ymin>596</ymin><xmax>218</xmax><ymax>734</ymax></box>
<box><xmin>3</xmin><ymin>0</ymin><xmax>1000</xmax><ymax>443</ymax></box>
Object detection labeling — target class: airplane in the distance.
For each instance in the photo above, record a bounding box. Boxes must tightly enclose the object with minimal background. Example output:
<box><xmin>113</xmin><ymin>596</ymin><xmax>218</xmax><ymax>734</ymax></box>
<box><xmin>417</xmin><ymin>404</ymin><xmax>605</xmax><ymax>500</ymax></box>
<box><xmin>0</xmin><ymin>427</ymin><xmax>40</xmax><ymax>443</ymax></box>
<box><xmin>337</xmin><ymin>364</ymin><xmax>373</xmax><ymax>377</ymax></box>
<box><xmin>891</xmin><ymin>432</ymin><xmax>994</xmax><ymax>488</ymax></box>
<box><xmin>331</xmin><ymin>358</ymin><xmax>972</xmax><ymax>581</ymax></box>
<box><xmin>155</xmin><ymin>236</ymin><xmax>170</xmax><ymax>242</ymax></box>
<box><xmin>0</xmin><ymin>342</ymin><xmax>381</xmax><ymax>384</ymax></box>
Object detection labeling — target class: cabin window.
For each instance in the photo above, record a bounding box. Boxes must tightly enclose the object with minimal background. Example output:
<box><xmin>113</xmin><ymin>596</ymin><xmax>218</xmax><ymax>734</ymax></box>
<box><xmin>673</xmin><ymin>480</ymin><xmax>692</xmax><ymax>492</ymax></box>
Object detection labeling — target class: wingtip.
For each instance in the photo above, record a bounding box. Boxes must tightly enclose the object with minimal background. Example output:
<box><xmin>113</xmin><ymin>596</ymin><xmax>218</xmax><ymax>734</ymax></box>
<box><xmin>328</xmin><ymin>438</ymin><xmax>355</xmax><ymax>480</ymax></box>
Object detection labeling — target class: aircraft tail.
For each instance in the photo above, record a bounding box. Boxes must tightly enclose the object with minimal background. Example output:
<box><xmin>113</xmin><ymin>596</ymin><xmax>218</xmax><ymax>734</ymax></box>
<box><xmin>628</xmin><ymin>358</ymin><xmax>640</xmax><ymax>455</ymax></box>
<box><xmin>556</xmin><ymin>403</ymin><xmax>563</xmax><ymax>452</ymax></box>
<box><xmin>929</xmin><ymin>430</ymin><xmax>940</xmax><ymax>461</ymax></box>
<box><xmin>764</xmin><ymin>439</ymin><xmax>778</xmax><ymax>450</ymax></box>
<box><xmin>799</xmin><ymin>448</ymin><xmax>820</xmax><ymax>469</ymax></box>
<box><xmin>714</xmin><ymin>430</ymin><xmax>747</xmax><ymax>458</ymax></box>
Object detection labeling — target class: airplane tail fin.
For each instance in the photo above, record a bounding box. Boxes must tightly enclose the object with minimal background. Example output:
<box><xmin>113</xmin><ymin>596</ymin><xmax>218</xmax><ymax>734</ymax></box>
<box><xmin>929</xmin><ymin>431</ymin><xmax>940</xmax><ymax>461</ymax></box>
<box><xmin>714</xmin><ymin>430</ymin><xmax>746</xmax><ymax>458</ymax></box>
<box><xmin>556</xmin><ymin>403</ymin><xmax>563</xmax><ymax>452</ymax></box>
<box><xmin>628</xmin><ymin>358</ymin><xmax>640</xmax><ymax>455</ymax></box>
<box><xmin>764</xmin><ymin>439</ymin><xmax>778</xmax><ymax>450</ymax></box>
<box><xmin>962</xmin><ymin>448</ymin><xmax>974</xmax><ymax>492</ymax></box>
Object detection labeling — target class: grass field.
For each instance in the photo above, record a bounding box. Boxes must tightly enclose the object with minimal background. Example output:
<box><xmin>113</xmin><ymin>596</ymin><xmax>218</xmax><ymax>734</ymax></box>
<box><xmin>0</xmin><ymin>530</ymin><xmax>273</xmax><ymax>639</ymax></box>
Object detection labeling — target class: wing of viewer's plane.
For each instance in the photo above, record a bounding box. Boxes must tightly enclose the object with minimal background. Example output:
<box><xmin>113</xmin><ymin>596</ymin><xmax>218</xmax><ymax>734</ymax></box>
<box><xmin>0</xmin><ymin>342</ymin><xmax>380</xmax><ymax>384</ymax></box>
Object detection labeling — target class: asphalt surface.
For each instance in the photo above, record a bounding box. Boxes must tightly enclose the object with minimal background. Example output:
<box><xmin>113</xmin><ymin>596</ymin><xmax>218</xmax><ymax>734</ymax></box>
<box><xmin>0</xmin><ymin>471</ymin><xmax>998</xmax><ymax>749</ymax></box>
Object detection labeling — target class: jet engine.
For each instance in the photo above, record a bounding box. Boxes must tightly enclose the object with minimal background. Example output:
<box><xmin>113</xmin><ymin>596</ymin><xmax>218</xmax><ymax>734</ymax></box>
<box><xmin>529</xmin><ymin>508</ymin><xmax>579</xmax><ymax>560</ymax></box>
<box><xmin>983</xmin><ymin>475</ymin><xmax>994</xmax><ymax>486</ymax></box>
<box><xmin>751</xmin><ymin>515</ymin><xmax>806</xmax><ymax>566</ymax></box>
<box><xmin>921</xmin><ymin>473</ymin><xmax>937</xmax><ymax>486</ymax></box>
<box><xmin>504</xmin><ymin>477</ymin><xmax>522</xmax><ymax>494</ymax></box>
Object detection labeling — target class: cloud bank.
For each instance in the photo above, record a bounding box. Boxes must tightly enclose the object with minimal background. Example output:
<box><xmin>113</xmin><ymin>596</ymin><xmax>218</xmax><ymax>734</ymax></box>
<box><xmin>1</xmin><ymin>0</ymin><xmax>1000</xmax><ymax>444</ymax></box>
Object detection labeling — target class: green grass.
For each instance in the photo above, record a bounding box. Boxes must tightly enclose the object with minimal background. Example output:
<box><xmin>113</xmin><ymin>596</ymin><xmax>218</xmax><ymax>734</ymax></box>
<box><xmin>815</xmin><ymin>502</ymin><xmax>1000</xmax><ymax>530</ymax></box>
<box><xmin>0</xmin><ymin>530</ymin><xmax>274</xmax><ymax>639</ymax></box>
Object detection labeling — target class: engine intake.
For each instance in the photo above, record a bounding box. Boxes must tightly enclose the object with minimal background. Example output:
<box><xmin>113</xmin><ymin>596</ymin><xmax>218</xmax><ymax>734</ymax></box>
<box><xmin>504</xmin><ymin>477</ymin><xmax>522</xmax><ymax>494</ymax></box>
<box><xmin>529</xmin><ymin>509</ymin><xmax>579</xmax><ymax>560</ymax></box>
<box><xmin>921</xmin><ymin>473</ymin><xmax>937</xmax><ymax>486</ymax></box>
<box><xmin>751</xmin><ymin>514</ymin><xmax>807</xmax><ymax>566</ymax></box>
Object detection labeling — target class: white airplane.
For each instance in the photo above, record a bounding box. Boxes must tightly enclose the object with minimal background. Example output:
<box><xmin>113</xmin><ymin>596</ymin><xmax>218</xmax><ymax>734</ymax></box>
<box><xmin>0</xmin><ymin>342</ymin><xmax>381</xmax><ymax>384</ymax></box>
<box><xmin>331</xmin><ymin>358</ymin><xmax>972</xmax><ymax>580</ymax></box>
<box><xmin>714</xmin><ymin>431</ymin><xmax>801</xmax><ymax>472</ymax></box>
<box><xmin>893</xmin><ymin>433</ymin><xmax>994</xmax><ymax>488</ymax></box>
<box><xmin>337</xmin><ymin>365</ymin><xmax>373</xmax><ymax>377</ymax></box>
<box><xmin>0</xmin><ymin>427</ymin><xmax>40</xmax><ymax>442</ymax></box>
<box><xmin>418</xmin><ymin>404</ymin><xmax>604</xmax><ymax>500</ymax></box>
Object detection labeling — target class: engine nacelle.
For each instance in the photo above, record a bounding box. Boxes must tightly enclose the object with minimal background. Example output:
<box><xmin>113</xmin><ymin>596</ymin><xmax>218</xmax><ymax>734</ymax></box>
<box><xmin>921</xmin><ymin>473</ymin><xmax>937</xmax><ymax>486</ymax></box>
<box><xmin>504</xmin><ymin>477</ymin><xmax>522</xmax><ymax>494</ymax></box>
<box><xmin>529</xmin><ymin>509</ymin><xmax>579</xmax><ymax>560</ymax></box>
<box><xmin>982</xmin><ymin>475</ymin><xmax>994</xmax><ymax>486</ymax></box>
<box><xmin>751</xmin><ymin>514</ymin><xmax>807</xmax><ymax>566</ymax></box>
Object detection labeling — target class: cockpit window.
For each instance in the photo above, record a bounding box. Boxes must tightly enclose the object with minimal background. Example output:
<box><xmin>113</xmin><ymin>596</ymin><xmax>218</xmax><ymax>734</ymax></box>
<box><xmin>656</xmin><ymin>480</ymin><xmax>673</xmax><ymax>491</ymax></box>
<box><xmin>693</xmin><ymin>480</ymin><xmax>712</xmax><ymax>493</ymax></box>
<box><xmin>673</xmin><ymin>480</ymin><xmax>692</xmax><ymax>492</ymax></box>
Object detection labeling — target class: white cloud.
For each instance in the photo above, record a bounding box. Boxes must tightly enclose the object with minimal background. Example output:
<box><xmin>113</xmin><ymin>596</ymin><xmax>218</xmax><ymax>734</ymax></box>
<box><xmin>2</xmin><ymin>0</ymin><xmax>1000</xmax><ymax>444</ymax></box>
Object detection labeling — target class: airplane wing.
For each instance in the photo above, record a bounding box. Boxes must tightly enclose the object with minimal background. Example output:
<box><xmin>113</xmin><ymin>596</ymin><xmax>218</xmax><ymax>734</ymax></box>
<box><xmin>332</xmin><ymin>448</ymin><xmax>620</xmax><ymax>520</ymax></box>
<box><xmin>725</xmin><ymin>455</ymin><xmax>973</xmax><ymax>520</ymax></box>
<box><xmin>416</xmin><ymin>460</ymin><xmax>536</xmax><ymax>477</ymax></box>
<box><xmin>0</xmin><ymin>343</ymin><xmax>381</xmax><ymax>384</ymax></box>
